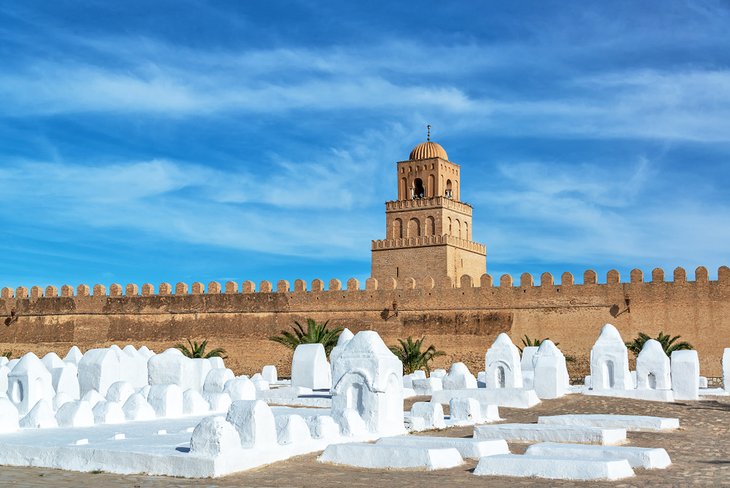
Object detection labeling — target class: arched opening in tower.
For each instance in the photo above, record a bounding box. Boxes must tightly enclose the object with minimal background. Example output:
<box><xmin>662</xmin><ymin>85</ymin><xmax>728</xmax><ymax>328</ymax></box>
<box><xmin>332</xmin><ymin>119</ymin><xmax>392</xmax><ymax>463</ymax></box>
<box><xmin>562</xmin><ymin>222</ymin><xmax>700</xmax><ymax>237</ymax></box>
<box><xmin>413</xmin><ymin>178</ymin><xmax>425</xmax><ymax>199</ymax></box>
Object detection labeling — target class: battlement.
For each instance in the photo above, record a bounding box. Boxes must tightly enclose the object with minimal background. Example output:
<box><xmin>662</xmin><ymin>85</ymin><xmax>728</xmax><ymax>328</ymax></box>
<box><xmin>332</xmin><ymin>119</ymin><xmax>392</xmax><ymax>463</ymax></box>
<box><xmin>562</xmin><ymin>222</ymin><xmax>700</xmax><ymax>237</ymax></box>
<box><xmin>2</xmin><ymin>265</ymin><xmax>728</xmax><ymax>300</ymax></box>
<box><xmin>385</xmin><ymin>196</ymin><xmax>473</xmax><ymax>214</ymax></box>
<box><xmin>371</xmin><ymin>234</ymin><xmax>487</xmax><ymax>254</ymax></box>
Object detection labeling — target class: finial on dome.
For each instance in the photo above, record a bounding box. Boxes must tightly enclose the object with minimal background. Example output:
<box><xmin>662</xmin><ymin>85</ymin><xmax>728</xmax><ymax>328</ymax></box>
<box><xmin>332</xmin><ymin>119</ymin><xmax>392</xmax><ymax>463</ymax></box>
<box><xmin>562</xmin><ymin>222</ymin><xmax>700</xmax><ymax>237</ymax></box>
<box><xmin>427</xmin><ymin>124</ymin><xmax>431</xmax><ymax>142</ymax></box>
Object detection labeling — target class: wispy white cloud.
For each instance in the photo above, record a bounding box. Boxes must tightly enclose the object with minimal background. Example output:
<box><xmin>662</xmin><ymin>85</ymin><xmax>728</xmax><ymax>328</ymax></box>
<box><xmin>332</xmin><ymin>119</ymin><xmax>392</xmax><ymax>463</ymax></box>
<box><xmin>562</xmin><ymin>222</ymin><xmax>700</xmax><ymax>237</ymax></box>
<box><xmin>475</xmin><ymin>158</ymin><xmax>730</xmax><ymax>270</ymax></box>
<box><xmin>0</xmin><ymin>126</ymin><xmax>411</xmax><ymax>259</ymax></box>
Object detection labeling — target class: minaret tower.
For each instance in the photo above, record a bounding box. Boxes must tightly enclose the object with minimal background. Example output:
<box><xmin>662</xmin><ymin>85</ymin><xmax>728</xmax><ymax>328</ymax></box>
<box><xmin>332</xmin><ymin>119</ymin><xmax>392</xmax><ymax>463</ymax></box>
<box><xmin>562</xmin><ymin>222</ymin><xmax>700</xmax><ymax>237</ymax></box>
<box><xmin>371</xmin><ymin>129</ymin><xmax>487</xmax><ymax>284</ymax></box>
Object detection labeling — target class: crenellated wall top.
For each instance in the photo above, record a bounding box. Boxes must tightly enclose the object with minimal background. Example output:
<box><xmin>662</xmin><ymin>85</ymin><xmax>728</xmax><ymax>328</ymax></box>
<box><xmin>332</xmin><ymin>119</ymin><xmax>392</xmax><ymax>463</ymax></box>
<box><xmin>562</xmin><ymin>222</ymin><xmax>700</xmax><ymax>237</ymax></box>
<box><xmin>1</xmin><ymin>265</ymin><xmax>728</xmax><ymax>300</ymax></box>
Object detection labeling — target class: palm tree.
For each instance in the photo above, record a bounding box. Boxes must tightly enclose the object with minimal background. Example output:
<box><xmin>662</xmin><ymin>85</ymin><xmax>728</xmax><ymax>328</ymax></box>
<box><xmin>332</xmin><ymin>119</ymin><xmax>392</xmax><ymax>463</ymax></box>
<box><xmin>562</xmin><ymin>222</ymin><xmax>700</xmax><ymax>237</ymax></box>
<box><xmin>518</xmin><ymin>335</ymin><xmax>560</xmax><ymax>353</ymax></box>
<box><xmin>175</xmin><ymin>339</ymin><xmax>227</xmax><ymax>359</ymax></box>
<box><xmin>625</xmin><ymin>331</ymin><xmax>693</xmax><ymax>356</ymax></box>
<box><xmin>389</xmin><ymin>336</ymin><xmax>445</xmax><ymax>374</ymax></box>
<box><xmin>269</xmin><ymin>318</ymin><xmax>343</xmax><ymax>355</ymax></box>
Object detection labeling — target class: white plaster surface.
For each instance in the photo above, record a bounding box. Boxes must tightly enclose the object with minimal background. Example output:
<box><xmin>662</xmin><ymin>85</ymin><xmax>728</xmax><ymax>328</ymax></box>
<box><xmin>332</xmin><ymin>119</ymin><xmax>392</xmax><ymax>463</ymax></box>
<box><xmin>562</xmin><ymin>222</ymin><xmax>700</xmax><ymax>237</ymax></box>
<box><xmin>291</xmin><ymin>344</ymin><xmax>331</xmax><ymax>391</ymax></box>
<box><xmin>226</xmin><ymin>400</ymin><xmax>277</xmax><ymax>448</ymax></box>
<box><xmin>430</xmin><ymin>369</ymin><xmax>447</xmax><ymax>379</ymax></box>
<box><xmin>20</xmin><ymin>399</ymin><xmax>57</xmax><ymax>429</ymax></box>
<box><xmin>377</xmin><ymin>436</ymin><xmax>509</xmax><ymax>459</ymax></box>
<box><xmin>92</xmin><ymin>401</ymin><xmax>126</xmax><ymax>424</ymax></box>
<box><xmin>410</xmin><ymin>401</ymin><xmax>446</xmax><ymax>430</ymax></box>
<box><xmin>147</xmin><ymin>384</ymin><xmax>184</xmax><ymax>418</ymax></box>
<box><xmin>183</xmin><ymin>389</ymin><xmax>210</xmax><ymax>415</ymax></box>
<box><xmin>538</xmin><ymin>414</ymin><xmax>679</xmax><ymax>432</ymax></box>
<box><xmin>63</xmin><ymin>346</ymin><xmax>83</xmax><ymax>365</ymax></box>
<box><xmin>474</xmin><ymin>454</ymin><xmax>634</xmax><ymax>481</ymax></box>
<box><xmin>204</xmin><ymin>368</ymin><xmax>235</xmax><ymax>394</ymax></box>
<box><xmin>636</xmin><ymin>340</ymin><xmax>671</xmax><ymax>390</ymax></box>
<box><xmin>319</xmin><ymin>443</ymin><xmax>463</xmax><ymax>470</ymax></box>
<box><xmin>474</xmin><ymin>423</ymin><xmax>627</xmax><ymax>445</ymax></box>
<box><xmin>0</xmin><ymin>397</ymin><xmax>19</xmax><ymax>433</ymax></box>
<box><xmin>532</xmin><ymin>340</ymin><xmax>569</xmax><ymax>400</ymax></box>
<box><xmin>330</xmin><ymin>331</ymin><xmax>404</xmax><ymax>435</ymax></box>
<box><xmin>584</xmin><ymin>387</ymin><xmax>675</xmax><ymax>402</ymax></box>
<box><xmin>442</xmin><ymin>362</ymin><xmax>477</xmax><ymax>390</ymax></box>
<box><xmin>526</xmin><ymin>442</ymin><xmax>671</xmax><ymax>469</ymax></box>
<box><xmin>484</xmin><ymin>333</ymin><xmax>523</xmax><ymax>389</ymax></box>
<box><xmin>78</xmin><ymin>348</ymin><xmax>122</xmax><ymax>397</ymax></box>
<box><xmin>223</xmin><ymin>377</ymin><xmax>256</xmax><ymax>401</ymax></box>
<box><xmin>412</xmin><ymin>377</ymin><xmax>442</xmax><ymax>395</ymax></box>
<box><xmin>431</xmin><ymin>388</ymin><xmax>539</xmax><ymax>410</ymax></box>
<box><xmin>449</xmin><ymin>397</ymin><xmax>482</xmax><ymax>424</ymax></box>
<box><xmin>261</xmin><ymin>365</ymin><xmax>278</xmax><ymax>384</ymax></box>
<box><xmin>590</xmin><ymin>324</ymin><xmax>632</xmax><ymax>390</ymax></box>
<box><xmin>671</xmin><ymin>350</ymin><xmax>700</xmax><ymax>400</ymax></box>
<box><xmin>275</xmin><ymin>414</ymin><xmax>312</xmax><ymax>444</ymax></box>
<box><xmin>8</xmin><ymin>352</ymin><xmax>55</xmax><ymax>416</ymax></box>
<box><xmin>106</xmin><ymin>381</ymin><xmax>136</xmax><ymax>404</ymax></box>
<box><xmin>0</xmin><ymin>409</ymin><xmax>375</xmax><ymax>477</ymax></box>
<box><xmin>56</xmin><ymin>400</ymin><xmax>95</xmax><ymax>428</ymax></box>
<box><xmin>123</xmin><ymin>393</ymin><xmax>156</xmax><ymax>421</ymax></box>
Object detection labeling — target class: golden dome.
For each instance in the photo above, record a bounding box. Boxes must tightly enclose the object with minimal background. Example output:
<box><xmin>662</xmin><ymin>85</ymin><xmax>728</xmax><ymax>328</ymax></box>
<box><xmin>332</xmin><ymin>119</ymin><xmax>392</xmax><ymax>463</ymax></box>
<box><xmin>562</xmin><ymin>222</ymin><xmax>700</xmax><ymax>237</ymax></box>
<box><xmin>409</xmin><ymin>141</ymin><xmax>448</xmax><ymax>161</ymax></box>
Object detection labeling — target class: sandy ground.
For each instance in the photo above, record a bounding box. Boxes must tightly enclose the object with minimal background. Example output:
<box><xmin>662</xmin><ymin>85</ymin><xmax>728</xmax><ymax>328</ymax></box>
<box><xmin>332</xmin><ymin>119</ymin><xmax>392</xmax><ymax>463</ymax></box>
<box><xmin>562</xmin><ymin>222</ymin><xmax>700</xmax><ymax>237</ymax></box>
<box><xmin>0</xmin><ymin>393</ymin><xmax>728</xmax><ymax>487</ymax></box>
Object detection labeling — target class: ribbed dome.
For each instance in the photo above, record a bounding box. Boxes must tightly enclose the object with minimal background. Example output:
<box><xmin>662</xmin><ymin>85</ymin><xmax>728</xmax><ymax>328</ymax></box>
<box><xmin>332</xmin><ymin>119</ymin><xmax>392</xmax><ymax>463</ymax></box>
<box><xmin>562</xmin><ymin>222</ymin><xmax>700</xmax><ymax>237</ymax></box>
<box><xmin>409</xmin><ymin>141</ymin><xmax>448</xmax><ymax>161</ymax></box>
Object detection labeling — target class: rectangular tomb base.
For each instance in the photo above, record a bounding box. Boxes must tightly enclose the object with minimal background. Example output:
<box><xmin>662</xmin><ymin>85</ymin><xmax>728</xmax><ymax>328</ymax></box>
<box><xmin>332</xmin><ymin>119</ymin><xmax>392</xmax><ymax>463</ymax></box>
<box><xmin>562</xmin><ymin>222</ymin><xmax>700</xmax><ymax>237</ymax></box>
<box><xmin>585</xmin><ymin>388</ymin><xmax>675</xmax><ymax>402</ymax></box>
<box><xmin>538</xmin><ymin>414</ymin><xmax>679</xmax><ymax>432</ymax></box>
<box><xmin>376</xmin><ymin>436</ymin><xmax>509</xmax><ymax>459</ymax></box>
<box><xmin>474</xmin><ymin>423</ymin><xmax>627</xmax><ymax>445</ymax></box>
<box><xmin>525</xmin><ymin>442</ymin><xmax>671</xmax><ymax>469</ymax></box>
<box><xmin>430</xmin><ymin>388</ymin><xmax>540</xmax><ymax>410</ymax></box>
<box><xmin>319</xmin><ymin>443</ymin><xmax>464</xmax><ymax>470</ymax></box>
<box><xmin>474</xmin><ymin>454</ymin><xmax>635</xmax><ymax>481</ymax></box>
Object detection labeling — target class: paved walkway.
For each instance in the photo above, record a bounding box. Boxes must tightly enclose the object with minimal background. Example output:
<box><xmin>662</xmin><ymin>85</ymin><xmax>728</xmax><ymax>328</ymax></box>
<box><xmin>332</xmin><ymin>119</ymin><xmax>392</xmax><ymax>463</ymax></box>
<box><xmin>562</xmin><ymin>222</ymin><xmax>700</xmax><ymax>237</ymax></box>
<box><xmin>0</xmin><ymin>394</ymin><xmax>728</xmax><ymax>487</ymax></box>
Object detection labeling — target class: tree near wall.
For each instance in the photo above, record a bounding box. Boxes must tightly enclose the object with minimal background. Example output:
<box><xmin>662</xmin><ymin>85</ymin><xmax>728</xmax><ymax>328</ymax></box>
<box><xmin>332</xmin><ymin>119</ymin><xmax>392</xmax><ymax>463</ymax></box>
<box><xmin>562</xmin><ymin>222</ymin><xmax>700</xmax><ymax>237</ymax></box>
<box><xmin>389</xmin><ymin>336</ymin><xmax>445</xmax><ymax>374</ymax></box>
<box><xmin>269</xmin><ymin>318</ymin><xmax>343</xmax><ymax>355</ymax></box>
<box><xmin>625</xmin><ymin>331</ymin><xmax>693</xmax><ymax>356</ymax></box>
<box><xmin>175</xmin><ymin>339</ymin><xmax>226</xmax><ymax>359</ymax></box>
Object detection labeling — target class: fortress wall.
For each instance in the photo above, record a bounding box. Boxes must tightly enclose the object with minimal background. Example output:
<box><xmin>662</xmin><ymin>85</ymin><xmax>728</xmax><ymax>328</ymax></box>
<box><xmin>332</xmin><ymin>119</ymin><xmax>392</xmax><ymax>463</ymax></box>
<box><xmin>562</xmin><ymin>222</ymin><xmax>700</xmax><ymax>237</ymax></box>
<box><xmin>1</xmin><ymin>266</ymin><xmax>728</xmax><ymax>377</ymax></box>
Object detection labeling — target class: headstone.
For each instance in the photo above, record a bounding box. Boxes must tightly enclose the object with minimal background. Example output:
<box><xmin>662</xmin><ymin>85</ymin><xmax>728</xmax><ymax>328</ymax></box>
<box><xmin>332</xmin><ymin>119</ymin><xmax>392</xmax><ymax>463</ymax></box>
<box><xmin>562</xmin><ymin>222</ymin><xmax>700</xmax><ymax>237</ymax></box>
<box><xmin>223</xmin><ymin>377</ymin><xmax>256</xmax><ymax>401</ymax></box>
<box><xmin>485</xmin><ymin>333</ymin><xmax>523</xmax><ymax>389</ymax></box>
<box><xmin>7</xmin><ymin>352</ymin><xmax>55</xmax><ymax>416</ymax></box>
<box><xmin>147</xmin><ymin>384</ymin><xmax>183</xmax><ymax>418</ymax></box>
<box><xmin>532</xmin><ymin>340</ymin><xmax>569</xmax><ymax>399</ymax></box>
<box><xmin>190</xmin><ymin>416</ymin><xmax>242</xmax><ymax>457</ymax></box>
<box><xmin>671</xmin><ymin>350</ymin><xmax>699</xmax><ymax>400</ymax></box>
<box><xmin>291</xmin><ymin>344</ymin><xmax>331</xmax><ymax>390</ymax></box>
<box><xmin>636</xmin><ymin>340</ymin><xmax>671</xmax><ymax>390</ymax></box>
<box><xmin>590</xmin><ymin>324</ymin><xmax>632</xmax><ymax>390</ymax></box>
<box><xmin>442</xmin><ymin>362</ymin><xmax>477</xmax><ymax>390</ymax></box>
<box><xmin>331</xmin><ymin>331</ymin><xmax>404</xmax><ymax>435</ymax></box>
<box><xmin>226</xmin><ymin>400</ymin><xmax>278</xmax><ymax>448</ymax></box>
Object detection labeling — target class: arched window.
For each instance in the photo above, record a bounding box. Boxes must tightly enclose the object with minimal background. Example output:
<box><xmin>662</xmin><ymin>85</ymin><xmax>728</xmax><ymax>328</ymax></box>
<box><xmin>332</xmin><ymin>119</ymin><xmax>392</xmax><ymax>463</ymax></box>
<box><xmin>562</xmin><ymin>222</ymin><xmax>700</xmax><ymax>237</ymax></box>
<box><xmin>445</xmin><ymin>179</ymin><xmax>453</xmax><ymax>199</ymax></box>
<box><xmin>464</xmin><ymin>221</ymin><xmax>469</xmax><ymax>240</ymax></box>
<box><xmin>413</xmin><ymin>178</ymin><xmax>425</xmax><ymax>199</ymax></box>
<box><xmin>392</xmin><ymin>218</ymin><xmax>403</xmax><ymax>239</ymax></box>
<box><xmin>455</xmin><ymin>219</ymin><xmax>461</xmax><ymax>239</ymax></box>
<box><xmin>427</xmin><ymin>174</ymin><xmax>435</xmax><ymax>197</ymax></box>
<box><xmin>447</xmin><ymin>216</ymin><xmax>452</xmax><ymax>236</ymax></box>
<box><xmin>425</xmin><ymin>216</ymin><xmax>435</xmax><ymax>236</ymax></box>
<box><xmin>408</xmin><ymin>218</ymin><xmax>421</xmax><ymax>237</ymax></box>
<box><xmin>400</xmin><ymin>177</ymin><xmax>407</xmax><ymax>200</ymax></box>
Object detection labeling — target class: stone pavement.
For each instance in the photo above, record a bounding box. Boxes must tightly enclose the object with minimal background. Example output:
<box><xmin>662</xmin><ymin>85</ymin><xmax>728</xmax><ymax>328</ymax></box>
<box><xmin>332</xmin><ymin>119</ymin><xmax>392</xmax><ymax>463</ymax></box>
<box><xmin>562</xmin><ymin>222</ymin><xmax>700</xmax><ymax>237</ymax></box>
<box><xmin>0</xmin><ymin>394</ymin><xmax>728</xmax><ymax>487</ymax></box>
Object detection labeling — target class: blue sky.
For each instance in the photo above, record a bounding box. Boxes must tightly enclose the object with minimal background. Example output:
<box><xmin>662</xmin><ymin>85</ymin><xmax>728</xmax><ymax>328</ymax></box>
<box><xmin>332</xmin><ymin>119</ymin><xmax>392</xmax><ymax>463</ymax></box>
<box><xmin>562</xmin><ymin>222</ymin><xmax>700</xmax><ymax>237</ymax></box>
<box><xmin>1</xmin><ymin>1</ymin><xmax>729</xmax><ymax>289</ymax></box>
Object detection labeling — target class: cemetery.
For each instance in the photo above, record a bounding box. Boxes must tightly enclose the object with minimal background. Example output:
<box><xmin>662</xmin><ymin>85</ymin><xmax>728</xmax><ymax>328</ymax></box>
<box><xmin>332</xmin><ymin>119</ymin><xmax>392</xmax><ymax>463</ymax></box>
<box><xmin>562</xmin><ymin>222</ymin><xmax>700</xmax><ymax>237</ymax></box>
<box><xmin>0</xmin><ymin>324</ymin><xmax>727</xmax><ymax>484</ymax></box>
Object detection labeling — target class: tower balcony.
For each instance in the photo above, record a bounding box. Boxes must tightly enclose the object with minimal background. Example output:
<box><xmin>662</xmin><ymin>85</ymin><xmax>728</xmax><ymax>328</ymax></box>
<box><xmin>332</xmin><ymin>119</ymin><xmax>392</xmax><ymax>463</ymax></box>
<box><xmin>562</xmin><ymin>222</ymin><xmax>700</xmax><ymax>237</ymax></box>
<box><xmin>385</xmin><ymin>196</ymin><xmax>473</xmax><ymax>214</ymax></box>
<box><xmin>372</xmin><ymin>234</ymin><xmax>486</xmax><ymax>255</ymax></box>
